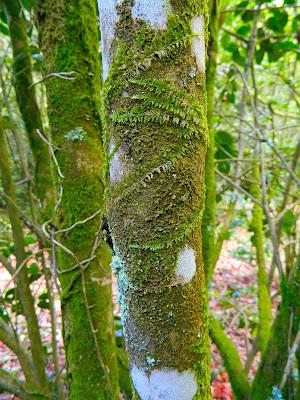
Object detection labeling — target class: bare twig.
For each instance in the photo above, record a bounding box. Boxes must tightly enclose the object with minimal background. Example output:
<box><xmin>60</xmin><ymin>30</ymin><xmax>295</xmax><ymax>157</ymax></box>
<box><xmin>215</xmin><ymin>169</ymin><xmax>263</xmax><ymax>208</ymax></box>
<box><xmin>221</xmin><ymin>4</ymin><xmax>300</xmax><ymax>13</ymax></box>
<box><xmin>36</xmin><ymin>129</ymin><xmax>64</xmax><ymax>179</ymax></box>
<box><xmin>1</xmin><ymin>249</ymin><xmax>51</xmax><ymax>295</ymax></box>
<box><xmin>279</xmin><ymin>325</ymin><xmax>300</xmax><ymax>390</ymax></box>
<box><xmin>29</xmin><ymin>71</ymin><xmax>78</xmax><ymax>89</ymax></box>
<box><xmin>55</xmin><ymin>209</ymin><xmax>101</xmax><ymax>234</ymax></box>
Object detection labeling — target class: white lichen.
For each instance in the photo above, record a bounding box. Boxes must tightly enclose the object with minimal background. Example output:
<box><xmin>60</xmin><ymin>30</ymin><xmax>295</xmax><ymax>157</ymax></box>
<box><xmin>132</xmin><ymin>0</ymin><xmax>171</xmax><ymax>30</ymax></box>
<box><xmin>109</xmin><ymin>139</ymin><xmax>124</xmax><ymax>185</ymax></box>
<box><xmin>174</xmin><ymin>246</ymin><xmax>196</xmax><ymax>284</ymax></box>
<box><xmin>191</xmin><ymin>15</ymin><xmax>206</xmax><ymax>73</ymax></box>
<box><xmin>65</xmin><ymin>127</ymin><xmax>86</xmax><ymax>141</ymax></box>
<box><xmin>131</xmin><ymin>366</ymin><xmax>198</xmax><ymax>400</ymax></box>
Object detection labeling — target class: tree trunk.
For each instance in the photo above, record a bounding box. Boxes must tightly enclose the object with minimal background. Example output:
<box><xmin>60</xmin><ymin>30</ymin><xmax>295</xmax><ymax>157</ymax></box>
<box><xmin>99</xmin><ymin>1</ymin><xmax>211</xmax><ymax>398</ymax></box>
<box><xmin>36</xmin><ymin>1</ymin><xmax>120</xmax><ymax>399</ymax></box>
<box><xmin>3</xmin><ymin>0</ymin><xmax>54</xmax><ymax>217</ymax></box>
<box><xmin>202</xmin><ymin>0</ymin><xmax>219</xmax><ymax>282</ymax></box>
<box><xmin>249</xmin><ymin>166</ymin><xmax>272</xmax><ymax>352</ymax></box>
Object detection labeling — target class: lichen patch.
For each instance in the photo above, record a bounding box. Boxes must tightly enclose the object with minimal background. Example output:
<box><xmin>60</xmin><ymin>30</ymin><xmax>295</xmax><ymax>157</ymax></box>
<box><xmin>131</xmin><ymin>366</ymin><xmax>198</xmax><ymax>400</ymax></box>
<box><xmin>132</xmin><ymin>0</ymin><xmax>171</xmax><ymax>30</ymax></box>
<box><xmin>174</xmin><ymin>246</ymin><xmax>197</xmax><ymax>284</ymax></box>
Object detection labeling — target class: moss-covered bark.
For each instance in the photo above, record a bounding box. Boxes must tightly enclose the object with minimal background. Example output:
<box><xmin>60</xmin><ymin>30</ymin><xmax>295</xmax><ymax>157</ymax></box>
<box><xmin>210</xmin><ymin>317</ymin><xmax>251</xmax><ymax>400</ymax></box>
<box><xmin>3</xmin><ymin>0</ymin><xmax>53</xmax><ymax>216</ymax></box>
<box><xmin>99</xmin><ymin>1</ymin><xmax>211</xmax><ymax>398</ymax></box>
<box><xmin>249</xmin><ymin>166</ymin><xmax>272</xmax><ymax>352</ymax></box>
<box><xmin>0</xmin><ymin>115</ymin><xmax>49</xmax><ymax>395</ymax></box>
<box><xmin>36</xmin><ymin>1</ymin><xmax>119</xmax><ymax>399</ymax></box>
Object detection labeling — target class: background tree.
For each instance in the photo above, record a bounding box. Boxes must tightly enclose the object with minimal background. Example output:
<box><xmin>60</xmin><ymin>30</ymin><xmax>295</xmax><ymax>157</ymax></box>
<box><xmin>36</xmin><ymin>0</ymin><xmax>120</xmax><ymax>398</ymax></box>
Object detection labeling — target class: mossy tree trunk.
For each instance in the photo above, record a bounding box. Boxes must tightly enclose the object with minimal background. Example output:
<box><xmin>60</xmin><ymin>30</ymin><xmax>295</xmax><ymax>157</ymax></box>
<box><xmin>3</xmin><ymin>0</ymin><xmax>53</xmax><ymax>217</ymax></box>
<box><xmin>36</xmin><ymin>1</ymin><xmax>119</xmax><ymax>399</ymax></box>
<box><xmin>99</xmin><ymin>1</ymin><xmax>211</xmax><ymax>399</ymax></box>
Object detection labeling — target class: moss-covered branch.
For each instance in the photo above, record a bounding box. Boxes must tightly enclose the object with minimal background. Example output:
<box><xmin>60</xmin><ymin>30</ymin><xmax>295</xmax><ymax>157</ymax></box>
<box><xmin>210</xmin><ymin>317</ymin><xmax>251</xmax><ymax>400</ymax></box>
<box><xmin>249</xmin><ymin>165</ymin><xmax>272</xmax><ymax>352</ymax></box>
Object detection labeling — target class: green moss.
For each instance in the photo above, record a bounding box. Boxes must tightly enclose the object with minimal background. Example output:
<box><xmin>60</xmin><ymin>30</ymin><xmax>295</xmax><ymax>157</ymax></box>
<box><xmin>102</xmin><ymin>2</ymin><xmax>211</xmax><ymax>398</ymax></box>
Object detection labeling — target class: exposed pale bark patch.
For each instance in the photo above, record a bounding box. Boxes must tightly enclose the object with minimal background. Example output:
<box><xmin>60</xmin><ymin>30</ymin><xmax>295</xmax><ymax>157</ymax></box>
<box><xmin>191</xmin><ymin>15</ymin><xmax>206</xmax><ymax>73</ymax></box>
<box><xmin>109</xmin><ymin>139</ymin><xmax>125</xmax><ymax>184</ymax></box>
<box><xmin>98</xmin><ymin>0</ymin><xmax>120</xmax><ymax>80</ymax></box>
<box><xmin>131</xmin><ymin>0</ymin><xmax>171</xmax><ymax>30</ymax></box>
<box><xmin>131</xmin><ymin>366</ymin><xmax>198</xmax><ymax>400</ymax></box>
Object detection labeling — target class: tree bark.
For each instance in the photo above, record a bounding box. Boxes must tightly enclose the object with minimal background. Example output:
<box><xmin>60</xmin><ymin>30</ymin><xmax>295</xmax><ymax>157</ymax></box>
<box><xmin>99</xmin><ymin>1</ymin><xmax>211</xmax><ymax>398</ymax></box>
<box><xmin>36</xmin><ymin>1</ymin><xmax>120</xmax><ymax>399</ymax></box>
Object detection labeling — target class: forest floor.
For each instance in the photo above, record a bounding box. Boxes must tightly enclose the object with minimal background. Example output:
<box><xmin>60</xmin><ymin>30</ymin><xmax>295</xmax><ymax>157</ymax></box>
<box><xmin>0</xmin><ymin>227</ymin><xmax>279</xmax><ymax>400</ymax></box>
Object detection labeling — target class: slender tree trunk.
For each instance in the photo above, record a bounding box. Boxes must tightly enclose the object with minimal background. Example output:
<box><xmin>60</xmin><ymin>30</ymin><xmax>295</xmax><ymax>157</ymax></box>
<box><xmin>249</xmin><ymin>165</ymin><xmax>272</xmax><ymax>352</ymax></box>
<box><xmin>3</xmin><ymin>0</ymin><xmax>54</xmax><ymax>217</ymax></box>
<box><xmin>36</xmin><ymin>1</ymin><xmax>120</xmax><ymax>398</ymax></box>
<box><xmin>0</xmin><ymin>115</ymin><xmax>49</xmax><ymax>394</ymax></box>
<box><xmin>202</xmin><ymin>0</ymin><xmax>219</xmax><ymax>282</ymax></box>
<box><xmin>99</xmin><ymin>1</ymin><xmax>211</xmax><ymax>399</ymax></box>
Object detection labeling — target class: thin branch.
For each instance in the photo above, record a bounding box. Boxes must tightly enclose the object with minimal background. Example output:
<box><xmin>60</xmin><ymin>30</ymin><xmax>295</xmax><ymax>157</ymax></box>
<box><xmin>1</xmin><ymin>248</ymin><xmax>51</xmax><ymax>295</ymax></box>
<box><xmin>0</xmin><ymin>368</ymin><xmax>39</xmax><ymax>400</ymax></box>
<box><xmin>215</xmin><ymin>169</ymin><xmax>263</xmax><ymax>208</ymax></box>
<box><xmin>29</xmin><ymin>71</ymin><xmax>78</xmax><ymax>89</ymax></box>
<box><xmin>55</xmin><ymin>209</ymin><xmax>101</xmax><ymax>234</ymax></box>
<box><xmin>279</xmin><ymin>325</ymin><xmax>300</xmax><ymax>390</ymax></box>
<box><xmin>221</xmin><ymin>4</ymin><xmax>300</xmax><ymax>13</ymax></box>
<box><xmin>36</xmin><ymin>129</ymin><xmax>64</xmax><ymax>179</ymax></box>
